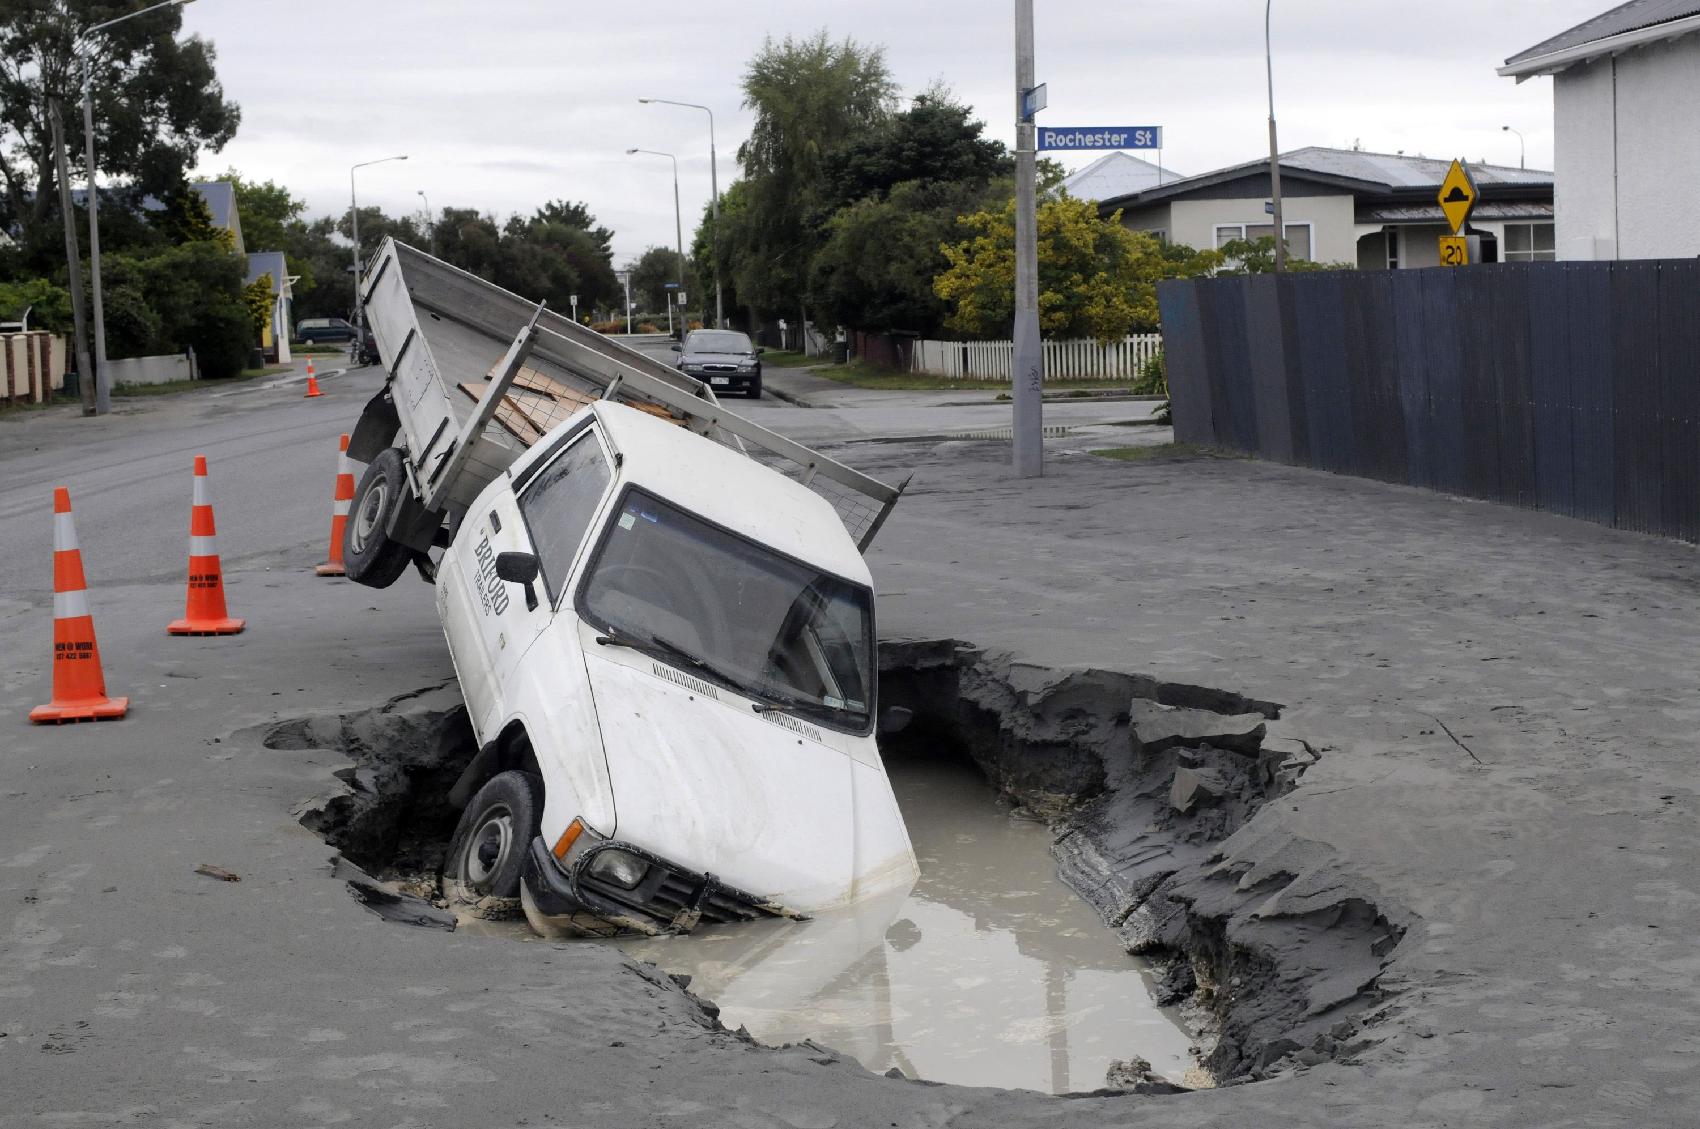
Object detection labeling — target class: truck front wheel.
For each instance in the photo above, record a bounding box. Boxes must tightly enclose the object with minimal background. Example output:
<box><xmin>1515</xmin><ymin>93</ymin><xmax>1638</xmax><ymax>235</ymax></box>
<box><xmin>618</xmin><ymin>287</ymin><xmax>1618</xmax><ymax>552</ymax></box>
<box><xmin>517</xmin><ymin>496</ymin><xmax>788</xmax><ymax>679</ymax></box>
<box><xmin>343</xmin><ymin>448</ymin><xmax>414</xmax><ymax>588</ymax></box>
<box><xmin>444</xmin><ymin>770</ymin><xmax>543</xmax><ymax>906</ymax></box>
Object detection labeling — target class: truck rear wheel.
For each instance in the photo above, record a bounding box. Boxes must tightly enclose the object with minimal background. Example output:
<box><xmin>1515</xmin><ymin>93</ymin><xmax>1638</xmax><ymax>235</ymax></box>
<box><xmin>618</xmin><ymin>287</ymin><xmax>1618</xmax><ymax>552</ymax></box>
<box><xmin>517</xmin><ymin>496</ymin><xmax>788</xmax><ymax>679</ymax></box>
<box><xmin>343</xmin><ymin>448</ymin><xmax>414</xmax><ymax>589</ymax></box>
<box><xmin>443</xmin><ymin>770</ymin><xmax>543</xmax><ymax>906</ymax></box>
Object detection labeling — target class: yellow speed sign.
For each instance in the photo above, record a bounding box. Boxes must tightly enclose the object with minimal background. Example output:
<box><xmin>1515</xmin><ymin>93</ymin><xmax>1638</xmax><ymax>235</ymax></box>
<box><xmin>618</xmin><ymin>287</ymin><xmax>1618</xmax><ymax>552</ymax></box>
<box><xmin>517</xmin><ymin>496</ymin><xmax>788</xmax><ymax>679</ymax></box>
<box><xmin>1439</xmin><ymin>235</ymin><xmax>1469</xmax><ymax>268</ymax></box>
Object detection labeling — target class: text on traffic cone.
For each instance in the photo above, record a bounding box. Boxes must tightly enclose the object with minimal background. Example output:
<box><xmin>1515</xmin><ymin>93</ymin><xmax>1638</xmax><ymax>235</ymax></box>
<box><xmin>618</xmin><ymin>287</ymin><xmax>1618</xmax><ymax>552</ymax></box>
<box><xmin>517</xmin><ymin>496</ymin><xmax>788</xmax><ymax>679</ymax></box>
<box><xmin>168</xmin><ymin>455</ymin><xmax>246</xmax><ymax>636</ymax></box>
<box><xmin>30</xmin><ymin>487</ymin><xmax>128</xmax><ymax>724</ymax></box>
<box><xmin>315</xmin><ymin>433</ymin><xmax>353</xmax><ymax>577</ymax></box>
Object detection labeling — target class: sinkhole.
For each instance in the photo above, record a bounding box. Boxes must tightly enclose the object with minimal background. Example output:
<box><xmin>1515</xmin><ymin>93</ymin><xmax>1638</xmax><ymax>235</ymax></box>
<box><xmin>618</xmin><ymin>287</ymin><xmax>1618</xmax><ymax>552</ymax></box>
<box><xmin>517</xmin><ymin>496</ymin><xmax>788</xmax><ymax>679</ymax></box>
<box><xmin>274</xmin><ymin>639</ymin><xmax>1407</xmax><ymax>1094</ymax></box>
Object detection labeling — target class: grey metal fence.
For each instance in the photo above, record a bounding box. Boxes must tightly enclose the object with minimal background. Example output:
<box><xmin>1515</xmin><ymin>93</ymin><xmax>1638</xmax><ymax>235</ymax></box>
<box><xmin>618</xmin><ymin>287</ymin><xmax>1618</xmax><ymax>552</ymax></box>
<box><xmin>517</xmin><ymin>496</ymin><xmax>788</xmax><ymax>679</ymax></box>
<box><xmin>1156</xmin><ymin>260</ymin><xmax>1700</xmax><ymax>542</ymax></box>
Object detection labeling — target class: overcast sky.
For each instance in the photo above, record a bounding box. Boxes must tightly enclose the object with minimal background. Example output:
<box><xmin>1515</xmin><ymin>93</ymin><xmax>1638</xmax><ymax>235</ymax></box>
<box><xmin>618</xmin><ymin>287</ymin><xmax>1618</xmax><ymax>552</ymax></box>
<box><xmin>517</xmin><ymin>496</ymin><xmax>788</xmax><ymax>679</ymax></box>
<box><xmin>180</xmin><ymin>0</ymin><xmax>1604</xmax><ymax>265</ymax></box>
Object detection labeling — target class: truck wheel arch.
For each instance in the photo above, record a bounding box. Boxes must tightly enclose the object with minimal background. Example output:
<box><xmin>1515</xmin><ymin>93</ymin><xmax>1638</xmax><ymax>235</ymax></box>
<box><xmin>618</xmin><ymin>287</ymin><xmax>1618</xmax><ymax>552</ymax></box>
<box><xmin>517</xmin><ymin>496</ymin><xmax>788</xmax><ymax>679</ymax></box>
<box><xmin>448</xmin><ymin>721</ymin><xmax>540</xmax><ymax>811</ymax></box>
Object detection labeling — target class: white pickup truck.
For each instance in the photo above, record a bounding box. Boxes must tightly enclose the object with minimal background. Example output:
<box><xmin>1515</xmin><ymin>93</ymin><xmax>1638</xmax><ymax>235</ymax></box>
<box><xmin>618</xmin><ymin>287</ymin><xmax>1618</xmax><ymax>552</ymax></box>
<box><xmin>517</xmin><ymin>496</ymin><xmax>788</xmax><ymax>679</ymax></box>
<box><xmin>343</xmin><ymin>241</ymin><xmax>917</xmax><ymax>936</ymax></box>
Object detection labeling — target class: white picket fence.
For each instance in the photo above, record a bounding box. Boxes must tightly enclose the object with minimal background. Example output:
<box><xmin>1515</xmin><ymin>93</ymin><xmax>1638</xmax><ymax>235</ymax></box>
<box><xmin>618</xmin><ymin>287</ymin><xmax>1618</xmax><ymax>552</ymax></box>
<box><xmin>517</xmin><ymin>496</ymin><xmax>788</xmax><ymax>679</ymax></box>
<box><xmin>911</xmin><ymin>334</ymin><xmax>1163</xmax><ymax>381</ymax></box>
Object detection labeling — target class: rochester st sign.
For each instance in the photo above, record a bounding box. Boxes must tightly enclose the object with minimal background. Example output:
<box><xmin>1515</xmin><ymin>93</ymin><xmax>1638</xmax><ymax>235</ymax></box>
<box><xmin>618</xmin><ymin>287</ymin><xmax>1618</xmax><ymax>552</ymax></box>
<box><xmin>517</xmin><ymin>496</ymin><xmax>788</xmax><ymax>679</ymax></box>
<box><xmin>1038</xmin><ymin>126</ymin><xmax>1162</xmax><ymax>151</ymax></box>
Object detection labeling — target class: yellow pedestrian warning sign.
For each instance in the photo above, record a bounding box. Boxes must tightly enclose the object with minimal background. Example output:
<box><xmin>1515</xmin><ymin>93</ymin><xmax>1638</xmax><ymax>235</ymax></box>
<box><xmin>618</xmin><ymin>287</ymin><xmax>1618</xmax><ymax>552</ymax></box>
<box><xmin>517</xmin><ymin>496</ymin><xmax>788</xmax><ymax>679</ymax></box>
<box><xmin>1438</xmin><ymin>160</ymin><xmax>1477</xmax><ymax>235</ymax></box>
<box><xmin>1439</xmin><ymin>235</ymin><xmax>1469</xmax><ymax>267</ymax></box>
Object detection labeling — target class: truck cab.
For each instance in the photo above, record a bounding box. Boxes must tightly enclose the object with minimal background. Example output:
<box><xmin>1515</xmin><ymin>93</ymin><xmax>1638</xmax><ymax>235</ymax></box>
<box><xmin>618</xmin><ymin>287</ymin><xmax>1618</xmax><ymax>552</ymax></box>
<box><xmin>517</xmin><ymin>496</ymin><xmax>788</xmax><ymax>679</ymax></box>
<box><xmin>435</xmin><ymin>401</ymin><xmax>917</xmax><ymax>935</ymax></box>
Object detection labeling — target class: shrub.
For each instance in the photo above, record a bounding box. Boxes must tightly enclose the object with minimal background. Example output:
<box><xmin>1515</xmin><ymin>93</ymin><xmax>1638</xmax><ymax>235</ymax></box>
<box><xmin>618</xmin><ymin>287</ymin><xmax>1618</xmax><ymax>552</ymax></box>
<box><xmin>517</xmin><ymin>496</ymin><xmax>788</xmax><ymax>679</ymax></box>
<box><xmin>0</xmin><ymin>278</ymin><xmax>74</xmax><ymax>333</ymax></box>
<box><xmin>1132</xmin><ymin>352</ymin><xmax>1166</xmax><ymax>396</ymax></box>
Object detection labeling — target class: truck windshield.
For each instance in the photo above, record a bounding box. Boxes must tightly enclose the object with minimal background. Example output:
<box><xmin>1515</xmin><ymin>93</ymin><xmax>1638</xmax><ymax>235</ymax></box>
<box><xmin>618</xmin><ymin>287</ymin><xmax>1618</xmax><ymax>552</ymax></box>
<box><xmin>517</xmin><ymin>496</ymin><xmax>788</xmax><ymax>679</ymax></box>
<box><xmin>578</xmin><ymin>489</ymin><xmax>874</xmax><ymax>733</ymax></box>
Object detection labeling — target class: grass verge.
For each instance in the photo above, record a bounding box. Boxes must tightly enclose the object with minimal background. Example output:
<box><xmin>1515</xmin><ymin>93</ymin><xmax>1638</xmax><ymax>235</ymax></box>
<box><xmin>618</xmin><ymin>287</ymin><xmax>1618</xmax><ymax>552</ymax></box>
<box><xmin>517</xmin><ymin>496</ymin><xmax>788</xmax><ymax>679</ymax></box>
<box><xmin>759</xmin><ymin>349</ymin><xmax>820</xmax><ymax>369</ymax></box>
<box><xmin>1090</xmin><ymin>442</ymin><xmax>1221</xmax><ymax>462</ymax></box>
<box><xmin>114</xmin><ymin>366</ymin><xmax>290</xmax><ymax>397</ymax></box>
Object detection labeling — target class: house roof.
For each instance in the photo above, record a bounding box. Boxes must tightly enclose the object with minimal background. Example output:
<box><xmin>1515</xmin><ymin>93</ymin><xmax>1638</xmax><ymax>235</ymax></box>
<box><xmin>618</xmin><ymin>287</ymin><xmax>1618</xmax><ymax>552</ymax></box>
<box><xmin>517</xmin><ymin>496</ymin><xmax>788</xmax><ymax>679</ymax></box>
<box><xmin>1061</xmin><ymin>152</ymin><xmax>1185</xmax><ymax>203</ymax></box>
<box><xmin>245</xmin><ymin>251</ymin><xmax>290</xmax><ymax>296</ymax></box>
<box><xmin>1501</xmin><ymin>0</ymin><xmax>1700</xmax><ymax>77</ymax></box>
<box><xmin>1099</xmin><ymin>146</ymin><xmax>1552</xmax><ymax>213</ymax></box>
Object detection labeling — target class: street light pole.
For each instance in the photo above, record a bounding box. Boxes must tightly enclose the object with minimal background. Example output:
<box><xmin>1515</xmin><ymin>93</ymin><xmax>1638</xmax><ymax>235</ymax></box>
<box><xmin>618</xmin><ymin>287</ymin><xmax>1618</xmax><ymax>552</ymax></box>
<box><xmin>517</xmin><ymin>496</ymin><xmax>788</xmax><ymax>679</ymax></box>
<box><xmin>417</xmin><ymin>189</ymin><xmax>435</xmax><ymax>255</ymax></box>
<box><xmin>627</xmin><ymin>149</ymin><xmax>685</xmax><ymax>339</ymax></box>
<box><xmin>349</xmin><ymin>155</ymin><xmax>408</xmax><ymax>340</ymax></box>
<box><xmin>1502</xmin><ymin>126</ymin><xmax>1526</xmax><ymax>169</ymax></box>
<box><xmin>640</xmin><ymin>98</ymin><xmax>722</xmax><ymax>327</ymax></box>
<box><xmin>79</xmin><ymin>0</ymin><xmax>198</xmax><ymax>416</ymax></box>
<box><xmin>1012</xmin><ymin>0</ymin><xmax>1043</xmax><ymax>478</ymax></box>
<box><xmin>1266</xmin><ymin>0</ymin><xmax>1286</xmax><ymax>272</ymax></box>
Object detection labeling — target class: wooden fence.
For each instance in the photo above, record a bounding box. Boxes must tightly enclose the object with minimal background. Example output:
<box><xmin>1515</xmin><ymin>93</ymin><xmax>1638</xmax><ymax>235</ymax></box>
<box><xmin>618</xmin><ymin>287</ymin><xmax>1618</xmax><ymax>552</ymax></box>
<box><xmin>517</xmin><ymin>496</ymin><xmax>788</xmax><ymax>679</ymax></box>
<box><xmin>910</xmin><ymin>334</ymin><xmax>1163</xmax><ymax>381</ymax></box>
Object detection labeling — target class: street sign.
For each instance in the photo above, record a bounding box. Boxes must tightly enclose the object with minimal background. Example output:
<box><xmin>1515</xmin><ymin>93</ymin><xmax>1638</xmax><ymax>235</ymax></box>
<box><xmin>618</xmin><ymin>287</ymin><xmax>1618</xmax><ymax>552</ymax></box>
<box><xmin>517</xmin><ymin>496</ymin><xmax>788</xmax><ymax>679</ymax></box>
<box><xmin>1438</xmin><ymin>159</ymin><xmax>1478</xmax><ymax>234</ymax></box>
<box><xmin>1020</xmin><ymin>83</ymin><xmax>1047</xmax><ymax>122</ymax></box>
<box><xmin>677</xmin><ymin>292</ymin><xmax>687</xmax><ymax>305</ymax></box>
<box><xmin>1038</xmin><ymin>126</ymin><xmax>1162</xmax><ymax>152</ymax></box>
<box><xmin>1438</xmin><ymin>235</ymin><xmax>1469</xmax><ymax>267</ymax></box>
<box><xmin>664</xmin><ymin>282</ymin><xmax>680</xmax><ymax>289</ymax></box>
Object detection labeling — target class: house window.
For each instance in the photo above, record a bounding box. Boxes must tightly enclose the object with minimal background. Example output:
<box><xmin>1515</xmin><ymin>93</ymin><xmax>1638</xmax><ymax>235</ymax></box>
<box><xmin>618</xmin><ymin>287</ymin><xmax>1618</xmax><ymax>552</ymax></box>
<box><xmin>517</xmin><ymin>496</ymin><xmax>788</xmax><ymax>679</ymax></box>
<box><xmin>1503</xmin><ymin>223</ymin><xmax>1556</xmax><ymax>262</ymax></box>
<box><xmin>1386</xmin><ymin>228</ymin><xmax>1400</xmax><ymax>270</ymax></box>
<box><xmin>1214</xmin><ymin>222</ymin><xmax>1313</xmax><ymax>261</ymax></box>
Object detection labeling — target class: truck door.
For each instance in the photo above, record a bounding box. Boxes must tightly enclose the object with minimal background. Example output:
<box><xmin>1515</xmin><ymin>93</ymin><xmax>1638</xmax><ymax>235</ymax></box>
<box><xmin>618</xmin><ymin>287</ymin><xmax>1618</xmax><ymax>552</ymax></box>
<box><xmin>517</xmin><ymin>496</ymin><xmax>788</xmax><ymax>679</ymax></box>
<box><xmin>445</xmin><ymin>428</ymin><xmax>613</xmax><ymax>734</ymax></box>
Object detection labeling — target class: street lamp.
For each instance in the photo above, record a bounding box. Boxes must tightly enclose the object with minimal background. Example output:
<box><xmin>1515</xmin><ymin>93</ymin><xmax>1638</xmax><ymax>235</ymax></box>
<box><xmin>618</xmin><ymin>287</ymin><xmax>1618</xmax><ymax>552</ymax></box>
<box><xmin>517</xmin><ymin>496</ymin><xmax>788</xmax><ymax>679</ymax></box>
<box><xmin>1502</xmin><ymin>126</ymin><xmax>1526</xmax><ymax>170</ymax></box>
<box><xmin>417</xmin><ymin>189</ymin><xmax>435</xmax><ymax>256</ymax></box>
<box><xmin>1265</xmin><ymin>0</ymin><xmax>1286</xmax><ymax>272</ymax></box>
<box><xmin>349</xmin><ymin>155</ymin><xmax>408</xmax><ymax>340</ymax></box>
<box><xmin>627</xmin><ymin>148</ymin><xmax>685</xmax><ymax>339</ymax></box>
<box><xmin>80</xmin><ymin>0</ymin><xmax>199</xmax><ymax>416</ymax></box>
<box><xmin>639</xmin><ymin>97</ymin><xmax>722</xmax><ymax>328</ymax></box>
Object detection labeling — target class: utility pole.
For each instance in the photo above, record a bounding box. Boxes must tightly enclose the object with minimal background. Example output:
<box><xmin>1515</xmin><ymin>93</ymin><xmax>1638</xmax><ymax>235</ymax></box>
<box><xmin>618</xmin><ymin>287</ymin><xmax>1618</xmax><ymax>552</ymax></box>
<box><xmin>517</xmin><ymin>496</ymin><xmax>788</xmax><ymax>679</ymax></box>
<box><xmin>1266</xmin><ymin>0</ymin><xmax>1286</xmax><ymax>271</ymax></box>
<box><xmin>1012</xmin><ymin>0</ymin><xmax>1044</xmax><ymax>478</ymax></box>
<box><xmin>350</xmin><ymin>155</ymin><xmax>408</xmax><ymax>340</ymax></box>
<box><xmin>80</xmin><ymin>56</ymin><xmax>110</xmax><ymax>414</ymax></box>
<box><xmin>49</xmin><ymin>103</ymin><xmax>95</xmax><ymax>416</ymax></box>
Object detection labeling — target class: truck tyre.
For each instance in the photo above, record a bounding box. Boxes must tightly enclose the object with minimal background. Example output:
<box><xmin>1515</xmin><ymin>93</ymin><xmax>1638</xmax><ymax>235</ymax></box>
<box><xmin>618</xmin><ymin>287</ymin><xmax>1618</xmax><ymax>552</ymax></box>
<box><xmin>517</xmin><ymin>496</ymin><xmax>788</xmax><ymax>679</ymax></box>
<box><xmin>443</xmin><ymin>770</ymin><xmax>543</xmax><ymax>907</ymax></box>
<box><xmin>343</xmin><ymin>448</ymin><xmax>413</xmax><ymax>589</ymax></box>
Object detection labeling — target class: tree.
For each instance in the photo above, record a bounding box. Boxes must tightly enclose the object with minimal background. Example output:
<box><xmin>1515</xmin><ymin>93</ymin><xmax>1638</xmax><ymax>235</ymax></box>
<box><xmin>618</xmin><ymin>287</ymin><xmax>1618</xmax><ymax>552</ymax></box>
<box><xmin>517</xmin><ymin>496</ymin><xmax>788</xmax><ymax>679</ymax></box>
<box><xmin>935</xmin><ymin>196</ymin><xmax>1224</xmax><ymax>341</ymax></box>
<box><xmin>817</xmin><ymin>91</ymin><xmax>1011</xmax><ymax>215</ymax></box>
<box><xmin>99</xmin><ymin>239</ymin><xmax>253</xmax><ymax>377</ymax></box>
<box><xmin>810</xmin><ymin>178</ymin><xmax>1003</xmax><ymax>334</ymax></box>
<box><xmin>0</xmin><ymin>1</ymin><xmax>239</xmax><ymax>239</ymax></box>
<box><xmin>155</xmin><ymin>182</ymin><xmax>227</xmax><ymax>247</ymax></box>
<box><xmin>629</xmin><ymin>245</ymin><xmax>685</xmax><ymax>312</ymax></box>
<box><xmin>734</xmin><ymin>31</ymin><xmax>897</xmax><ymax>322</ymax></box>
<box><xmin>220</xmin><ymin>170</ymin><xmax>303</xmax><ymax>253</ymax></box>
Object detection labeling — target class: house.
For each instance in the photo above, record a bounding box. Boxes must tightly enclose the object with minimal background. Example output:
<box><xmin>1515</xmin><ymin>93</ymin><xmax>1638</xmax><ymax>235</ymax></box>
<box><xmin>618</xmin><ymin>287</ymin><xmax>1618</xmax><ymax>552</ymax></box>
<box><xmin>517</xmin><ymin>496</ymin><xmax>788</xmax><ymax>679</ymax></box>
<box><xmin>1061</xmin><ymin>152</ymin><xmax>1185</xmax><ymax>203</ymax></box>
<box><xmin>1499</xmin><ymin>0</ymin><xmax>1700</xmax><ymax>260</ymax></box>
<box><xmin>1096</xmin><ymin>146</ymin><xmax>1555</xmax><ymax>269</ymax></box>
<box><xmin>244</xmin><ymin>250</ymin><xmax>294</xmax><ymax>364</ymax></box>
<box><xmin>192</xmin><ymin>181</ymin><xmax>244</xmax><ymax>254</ymax></box>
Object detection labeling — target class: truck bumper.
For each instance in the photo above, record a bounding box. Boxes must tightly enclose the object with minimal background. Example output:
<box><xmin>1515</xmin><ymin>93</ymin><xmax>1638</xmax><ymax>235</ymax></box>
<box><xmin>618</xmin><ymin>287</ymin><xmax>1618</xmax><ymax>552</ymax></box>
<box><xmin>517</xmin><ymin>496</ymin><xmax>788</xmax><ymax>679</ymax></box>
<box><xmin>522</xmin><ymin>836</ymin><xmax>797</xmax><ymax>936</ymax></box>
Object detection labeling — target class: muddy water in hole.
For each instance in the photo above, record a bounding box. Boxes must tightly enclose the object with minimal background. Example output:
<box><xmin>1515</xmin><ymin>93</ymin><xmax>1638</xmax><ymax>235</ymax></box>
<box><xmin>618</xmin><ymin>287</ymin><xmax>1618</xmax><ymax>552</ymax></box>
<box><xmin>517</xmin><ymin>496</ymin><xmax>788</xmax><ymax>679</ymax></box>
<box><xmin>615</xmin><ymin>755</ymin><xmax>1196</xmax><ymax>1094</ymax></box>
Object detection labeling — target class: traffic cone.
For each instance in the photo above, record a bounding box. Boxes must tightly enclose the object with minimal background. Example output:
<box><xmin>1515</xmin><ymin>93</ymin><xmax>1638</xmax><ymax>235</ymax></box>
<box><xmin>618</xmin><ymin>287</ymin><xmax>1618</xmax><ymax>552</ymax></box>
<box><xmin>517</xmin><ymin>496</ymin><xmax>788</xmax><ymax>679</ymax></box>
<box><xmin>30</xmin><ymin>488</ymin><xmax>128</xmax><ymax>724</ymax></box>
<box><xmin>167</xmin><ymin>456</ymin><xmax>245</xmax><ymax>636</ymax></box>
<box><xmin>315</xmin><ymin>433</ymin><xmax>354</xmax><ymax>577</ymax></box>
<box><xmin>304</xmin><ymin>356</ymin><xmax>323</xmax><ymax>399</ymax></box>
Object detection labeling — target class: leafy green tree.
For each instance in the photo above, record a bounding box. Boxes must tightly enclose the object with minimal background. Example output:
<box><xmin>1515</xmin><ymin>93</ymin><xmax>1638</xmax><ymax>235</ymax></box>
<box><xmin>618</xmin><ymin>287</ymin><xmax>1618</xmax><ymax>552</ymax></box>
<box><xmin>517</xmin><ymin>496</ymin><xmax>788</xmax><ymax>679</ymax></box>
<box><xmin>1214</xmin><ymin>235</ymin><xmax>1345</xmax><ymax>274</ymax></box>
<box><xmin>734</xmin><ymin>31</ymin><xmax>897</xmax><ymax>322</ymax></box>
<box><xmin>629</xmin><ymin>245</ymin><xmax>685</xmax><ymax>312</ymax></box>
<box><xmin>935</xmin><ymin>196</ymin><xmax>1224</xmax><ymax>341</ymax></box>
<box><xmin>99</xmin><ymin>239</ymin><xmax>252</xmax><ymax>377</ymax></box>
<box><xmin>0</xmin><ymin>277</ymin><xmax>73</xmax><ymax>332</ymax></box>
<box><xmin>0</xmin><ymin>1</ymin><xmax>239</xmax><ymax>239</ymax></box>
<box><xmin>220</xmin><ymin>170</ymin><xmax>303</xmax><ymax>253</ymax></box>
<box><xmin>155</xmin><ymin>182</ymin><xmax>228</xmax><ymax>247</ymax></box>
<box><xmin>817</xmin><ymin>91</ymin><xmax>1010</xmax><ymax>215</ymax></box>
<box><xmin>810</xmin><ymin>178</ymin><xmax>1003</xmax><ymax>334</ymax></box>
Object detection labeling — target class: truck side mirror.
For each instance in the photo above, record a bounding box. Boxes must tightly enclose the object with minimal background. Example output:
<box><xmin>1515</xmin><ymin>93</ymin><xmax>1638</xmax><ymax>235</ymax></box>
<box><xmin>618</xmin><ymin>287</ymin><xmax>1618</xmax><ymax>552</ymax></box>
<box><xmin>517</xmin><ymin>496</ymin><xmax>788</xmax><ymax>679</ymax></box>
<box><xmin>495</xmin><ymin>551</ymin><xmax>541</xmax><ymax>610</ymax></box>
<box><xmin>879</xmin><ymin>706</ymin><xmax>913</xmax><ymax>735</ymax></box>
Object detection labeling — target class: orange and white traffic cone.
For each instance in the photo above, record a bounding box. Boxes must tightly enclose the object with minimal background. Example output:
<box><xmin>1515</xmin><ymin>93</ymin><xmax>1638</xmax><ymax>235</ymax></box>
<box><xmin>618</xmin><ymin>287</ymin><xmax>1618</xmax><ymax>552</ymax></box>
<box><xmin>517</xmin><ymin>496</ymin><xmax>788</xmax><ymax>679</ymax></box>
<box><xmin>315</xmin><ymin>433</ymin><xmax>354</xmax><ymax>577</ymax></box>
<box><xmin>304</xmin><ymin>356</ymin><xmax>323</xmax><ymax>399</ymax></box>
<box><xmin>167</xmin><ymin>455</ymin><xmax>245</xmax><ymax>636</ymax></box>
<box><xmin>30</xmin><ymin>488</ymin><xmax>128</xmax><ymax>724</ymax></box>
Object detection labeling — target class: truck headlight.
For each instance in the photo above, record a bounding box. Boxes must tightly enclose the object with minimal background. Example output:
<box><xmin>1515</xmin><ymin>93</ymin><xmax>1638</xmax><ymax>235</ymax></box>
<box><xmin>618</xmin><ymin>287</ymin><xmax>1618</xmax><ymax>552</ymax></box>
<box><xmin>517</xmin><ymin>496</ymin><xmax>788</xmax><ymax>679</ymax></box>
<box><xmin>587</xmin><ymin>849</ymin><xmax>650</xmax><ymax>889</ymax></box>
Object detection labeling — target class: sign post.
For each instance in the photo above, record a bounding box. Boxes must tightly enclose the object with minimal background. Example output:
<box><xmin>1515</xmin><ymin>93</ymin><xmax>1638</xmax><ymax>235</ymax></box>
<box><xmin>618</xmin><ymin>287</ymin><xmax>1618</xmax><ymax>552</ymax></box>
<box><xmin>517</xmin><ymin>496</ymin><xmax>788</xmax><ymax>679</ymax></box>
<box><xmin>1437</xmin><ymin>159</ymin><xmax>1478</xmax><ymax>268</ymax></box>
<box><xmin>1013</xmin><ymin>0</ymin><xmax>1043</xmax><ymax>478</ymax></box>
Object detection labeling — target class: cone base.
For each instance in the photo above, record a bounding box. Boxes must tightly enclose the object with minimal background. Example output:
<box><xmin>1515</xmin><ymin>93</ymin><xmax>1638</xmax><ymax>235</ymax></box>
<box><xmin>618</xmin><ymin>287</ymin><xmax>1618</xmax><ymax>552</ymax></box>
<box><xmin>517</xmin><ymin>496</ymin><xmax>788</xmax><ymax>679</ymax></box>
<box><xmin>314</xmin><ymin>561</ymin><xmax>346</xmax><ymax>577</ymax></box>
<box><xmin>168</xmin><ymin>617</ymin><xmax>246</xmax><ymax>636</ymax></box>
<box><xmin>30</xmin><ymin>696</ymin><xmax>129</xmax><ymax>724</ymax></box>
<box><xmin>304</xmin><ymin>391</ymin><xmax>323</xmax><ymax>399</ymax></box>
